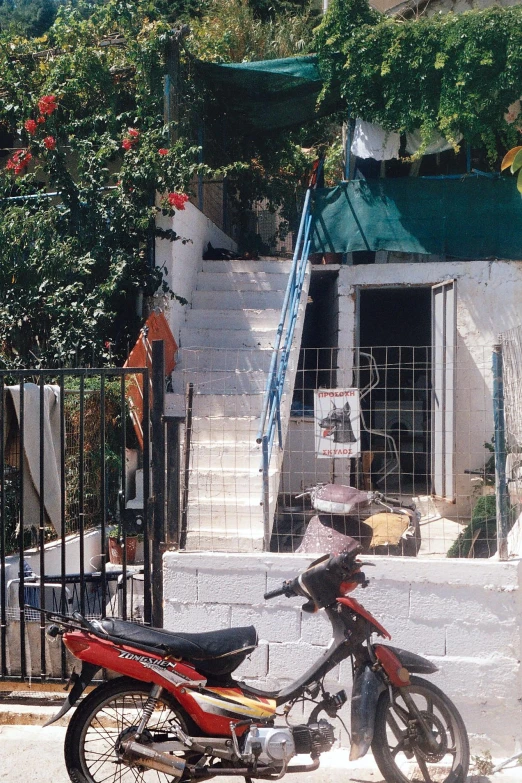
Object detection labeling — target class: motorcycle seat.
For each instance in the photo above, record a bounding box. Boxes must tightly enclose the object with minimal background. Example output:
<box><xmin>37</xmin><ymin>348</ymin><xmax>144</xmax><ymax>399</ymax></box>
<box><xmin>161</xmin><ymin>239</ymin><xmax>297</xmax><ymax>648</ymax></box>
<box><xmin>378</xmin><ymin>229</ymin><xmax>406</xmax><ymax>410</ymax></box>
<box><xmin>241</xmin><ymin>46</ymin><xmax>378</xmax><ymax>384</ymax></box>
<box><xmin>94</xmin><ymin>618</ymin><xmax>258</xmax><ymax>675</ymax></box>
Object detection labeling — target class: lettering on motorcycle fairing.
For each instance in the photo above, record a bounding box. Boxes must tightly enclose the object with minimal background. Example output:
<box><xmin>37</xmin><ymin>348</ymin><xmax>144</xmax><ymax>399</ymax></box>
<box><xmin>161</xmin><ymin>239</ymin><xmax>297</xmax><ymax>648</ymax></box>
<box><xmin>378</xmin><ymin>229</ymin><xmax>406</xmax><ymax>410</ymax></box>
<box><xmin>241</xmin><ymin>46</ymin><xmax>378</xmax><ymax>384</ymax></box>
<box><xmin>117</xmin><ymin>651</ymin><xmax>206</xmax><ymax>685</ymax></box>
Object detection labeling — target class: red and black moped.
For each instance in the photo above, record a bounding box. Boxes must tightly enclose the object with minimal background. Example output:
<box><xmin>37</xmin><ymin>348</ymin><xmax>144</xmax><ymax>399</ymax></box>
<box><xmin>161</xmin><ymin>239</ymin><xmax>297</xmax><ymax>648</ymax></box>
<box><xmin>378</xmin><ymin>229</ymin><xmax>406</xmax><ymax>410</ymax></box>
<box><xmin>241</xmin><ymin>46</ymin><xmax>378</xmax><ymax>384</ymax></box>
<box><xmin>42</xmin><ymin>542</ymin><xmax>469</xmax><ymax>783</ymax></box>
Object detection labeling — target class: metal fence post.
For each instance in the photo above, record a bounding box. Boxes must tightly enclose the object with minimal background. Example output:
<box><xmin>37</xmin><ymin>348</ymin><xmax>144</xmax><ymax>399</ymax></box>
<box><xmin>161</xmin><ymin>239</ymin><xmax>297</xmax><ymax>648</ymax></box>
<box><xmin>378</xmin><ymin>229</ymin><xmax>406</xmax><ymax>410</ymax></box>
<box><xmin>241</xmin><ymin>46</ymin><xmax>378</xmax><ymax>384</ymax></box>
<box><xmin>151</xmin><ymin>340</ymin><xmax>166</xmax><ymax>627</ymax></box>
<box><xmin>493</xmin><ymin>344</ymin><xmax>510</xmax><ymax>560</ymax></box>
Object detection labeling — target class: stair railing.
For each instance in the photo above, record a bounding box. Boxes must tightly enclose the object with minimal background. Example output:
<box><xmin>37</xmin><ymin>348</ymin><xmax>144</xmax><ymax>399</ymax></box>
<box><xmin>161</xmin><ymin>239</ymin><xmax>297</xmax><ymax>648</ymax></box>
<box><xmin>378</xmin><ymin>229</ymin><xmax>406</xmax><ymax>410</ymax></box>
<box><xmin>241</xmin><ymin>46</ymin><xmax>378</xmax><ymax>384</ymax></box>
<box><xmin>256</xmin><ymin>186</ymin><xmax>314</xmax><ymax>549</ymax></box>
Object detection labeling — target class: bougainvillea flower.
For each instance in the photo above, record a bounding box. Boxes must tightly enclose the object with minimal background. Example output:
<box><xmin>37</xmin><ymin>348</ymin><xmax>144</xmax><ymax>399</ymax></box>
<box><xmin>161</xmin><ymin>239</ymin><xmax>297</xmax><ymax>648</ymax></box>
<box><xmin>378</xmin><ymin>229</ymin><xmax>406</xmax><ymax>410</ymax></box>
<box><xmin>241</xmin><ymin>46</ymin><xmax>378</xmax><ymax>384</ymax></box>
<box><xmin>158</xmin><ymin>148</ymin><xmax>169</xmax><ymax>156</ymax></box>
<box><xmin>127</xmin><ymin>128</ymin><xmax>140</xmax><ymax>138</ymax></box>
<box><xmin>122</xmin><ymin>138</ymin><xmax>133</xmax><ymax>151</ymax></box>
<box><xmin>167</xmin><ymin>192</ymin><xmax>189</xmax><ymax>210</ymax></box>
<box><xmin>6</xmin><ymin>149</ymin><xmax>32</xmax><ymax>174</ymax></box>
<box><xmin>24</xmin><ymin>119</ymin><xmax>37</xmax><ymax>135</ymax></box>
<box><xmin>43</xmin><ymin>136</ymin><xmax>56</xmax><ymax>150</ymax></box>
<box><xmin>38</xmin><ymin>94</ymin><xmax>58</xmax><ymax>116</ymax></box>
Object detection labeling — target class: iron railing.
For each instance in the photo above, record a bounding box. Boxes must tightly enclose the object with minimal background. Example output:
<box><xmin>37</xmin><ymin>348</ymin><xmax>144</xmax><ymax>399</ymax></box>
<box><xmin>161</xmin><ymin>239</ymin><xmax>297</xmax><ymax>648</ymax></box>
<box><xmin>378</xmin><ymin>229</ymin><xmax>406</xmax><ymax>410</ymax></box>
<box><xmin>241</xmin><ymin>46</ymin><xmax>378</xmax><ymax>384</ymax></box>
<box><xmin>256</xmin><ymin>187</ymin><xmax>314</xmax><ymax>548</ymax></box>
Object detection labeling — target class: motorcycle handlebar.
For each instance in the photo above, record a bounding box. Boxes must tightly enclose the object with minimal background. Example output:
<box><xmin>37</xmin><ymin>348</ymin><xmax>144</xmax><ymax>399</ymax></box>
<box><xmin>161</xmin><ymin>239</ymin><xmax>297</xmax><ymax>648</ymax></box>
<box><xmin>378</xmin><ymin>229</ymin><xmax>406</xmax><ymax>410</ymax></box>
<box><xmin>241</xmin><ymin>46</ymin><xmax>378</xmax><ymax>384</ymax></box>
<box><xmin>263</xmin><ymin>586</ymin><xmax>287</xmax><ymax>600</ymax></box>
<box><xmin>263</xmin><ymin>551</ymin><xmax>360</xmax><ymax>602</ymax></box>
<box><xmin>263</xmin><ymin>579</ymin><xmax>298</xmax><ymax>600</ymax></box>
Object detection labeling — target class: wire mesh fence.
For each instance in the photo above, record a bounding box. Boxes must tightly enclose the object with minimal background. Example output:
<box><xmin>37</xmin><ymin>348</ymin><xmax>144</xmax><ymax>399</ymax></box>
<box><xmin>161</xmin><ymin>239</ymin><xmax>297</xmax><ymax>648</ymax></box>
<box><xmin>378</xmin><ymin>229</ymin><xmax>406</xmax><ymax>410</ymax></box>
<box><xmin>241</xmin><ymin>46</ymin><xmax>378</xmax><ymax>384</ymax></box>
<box><xmin>175</xmin><ymin>343</ymin><xmax>501</xmax><ymax>558</ymax></box>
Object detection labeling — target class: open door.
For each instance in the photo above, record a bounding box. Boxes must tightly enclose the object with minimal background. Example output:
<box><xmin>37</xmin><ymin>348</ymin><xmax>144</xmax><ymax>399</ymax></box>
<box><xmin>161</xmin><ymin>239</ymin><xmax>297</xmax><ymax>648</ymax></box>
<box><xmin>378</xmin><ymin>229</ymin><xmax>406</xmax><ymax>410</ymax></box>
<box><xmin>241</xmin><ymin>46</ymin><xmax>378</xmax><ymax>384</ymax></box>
<box><xmin>431</xmin><ymin>280</ymin><xmax>456</xmax><ymax>500</ymax></box>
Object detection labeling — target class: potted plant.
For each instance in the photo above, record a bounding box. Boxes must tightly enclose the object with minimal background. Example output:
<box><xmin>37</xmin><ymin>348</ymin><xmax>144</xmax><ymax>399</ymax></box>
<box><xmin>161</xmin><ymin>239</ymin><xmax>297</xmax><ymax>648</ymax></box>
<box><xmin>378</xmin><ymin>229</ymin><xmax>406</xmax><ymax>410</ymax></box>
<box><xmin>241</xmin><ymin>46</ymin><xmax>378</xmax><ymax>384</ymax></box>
<box><xmin>108</xmin><ymin>527</ymin><xmax>138</xmax><ymax>565</ymax></box>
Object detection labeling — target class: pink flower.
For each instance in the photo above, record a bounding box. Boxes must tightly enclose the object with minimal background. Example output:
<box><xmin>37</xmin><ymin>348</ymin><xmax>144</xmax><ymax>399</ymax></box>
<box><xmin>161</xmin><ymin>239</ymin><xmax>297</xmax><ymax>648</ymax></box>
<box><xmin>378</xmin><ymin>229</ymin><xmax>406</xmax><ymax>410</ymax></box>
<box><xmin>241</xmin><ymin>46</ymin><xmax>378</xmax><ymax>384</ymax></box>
<box><xmin>38</xmin><ymin>94</ymin><xmax>57</xmax><ymax>116</ymax></box>
<box><xmin>167</xmin><ymin>192</ymin><xmax>189</xmax><ymax>210</ymax></box>
<box><xmin>43</xmin><ymin>136</ymin><xmax>56</xmax><ymax>150</ymax></box>
<box><xmin>122</xmin><ymin>138</ymin><xmax>133</xmax><ymax>151</ymax></box>
<box><xmin>128</xmin><ymin>128</ymin><xmax>140</xmax><ymax>138</ymax></box>
<box><xmin>158</xmin><ymin>148</ymin><xmax>169</xmax><ymax>156</ymax></box>
<box><xmin>24</xmin><ymin>119</ymin><xmax>37</xmax><ymax>135</ymax></box>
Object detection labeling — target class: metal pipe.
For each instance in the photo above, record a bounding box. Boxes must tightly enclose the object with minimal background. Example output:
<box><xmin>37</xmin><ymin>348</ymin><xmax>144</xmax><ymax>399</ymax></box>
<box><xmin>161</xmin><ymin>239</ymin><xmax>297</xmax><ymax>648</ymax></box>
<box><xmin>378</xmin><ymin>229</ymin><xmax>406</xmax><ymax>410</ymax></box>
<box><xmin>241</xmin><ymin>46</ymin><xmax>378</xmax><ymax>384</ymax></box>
<box><xmin>78</xmin><ymin>374</ymin><xmax>85</xmax><ymax>617</ymax></box>
<box><xmin>0</xmin><ymin>376</ymin><xmax>6</xmax><ymax>677</ymax></box>
<box><xmin>180</xmin><ymin>383</ymin><xmax>194</xmax><ymax>550</ymax></box>
<box><xmin>120</xmin><ymin>373</ymin><xmax>128</xmax><ymax>620</ymax></box>
<box><xmin>39</xmin><ymin>379</ymin><xmax>46</xmax><ymax>679</ymax></box>
<box><xmin>151</xmin><ymin>340</ymin><xmax>166</xmax><ymax>628</ymax></box>
<box><xmin>99</xmin><ymin>373</ymin><xmax>107</xmax><ymax>618</ymax></box>
<box><xmin>142</xmin><ymin>368</ymin><xmax>152</xmax><ymax>626</ymax></box>
<box><xmin>493</xmin><ymin>344</ymin><xmax>510</xmax><ymax>560</ymax></box>
<box><xmin>18</xmin><ymin>379</ymin><xmax>26</xmax><ymax>680</ymax></box>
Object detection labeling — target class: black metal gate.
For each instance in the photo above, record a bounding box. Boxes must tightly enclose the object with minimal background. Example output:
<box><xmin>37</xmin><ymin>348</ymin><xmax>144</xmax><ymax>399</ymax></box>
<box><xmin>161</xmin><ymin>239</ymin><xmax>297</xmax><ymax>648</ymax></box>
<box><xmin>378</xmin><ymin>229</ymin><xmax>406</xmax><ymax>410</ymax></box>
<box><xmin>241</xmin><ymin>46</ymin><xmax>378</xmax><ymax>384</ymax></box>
<box><xmin>0</xmin><ymin>362</ymin><xmax>161</xmax><ymax>681</ymax></box>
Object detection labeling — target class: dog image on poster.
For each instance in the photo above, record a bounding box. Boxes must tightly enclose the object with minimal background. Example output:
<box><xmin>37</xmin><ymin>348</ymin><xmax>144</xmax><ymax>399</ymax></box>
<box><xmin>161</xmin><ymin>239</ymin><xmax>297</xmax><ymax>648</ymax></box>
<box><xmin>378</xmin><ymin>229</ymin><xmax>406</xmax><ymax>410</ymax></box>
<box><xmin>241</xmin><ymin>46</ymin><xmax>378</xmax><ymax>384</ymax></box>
<box><xmin>315</xmin><ymin>388</ymin><xmax>361</xmax><ymax>458</ymax></box>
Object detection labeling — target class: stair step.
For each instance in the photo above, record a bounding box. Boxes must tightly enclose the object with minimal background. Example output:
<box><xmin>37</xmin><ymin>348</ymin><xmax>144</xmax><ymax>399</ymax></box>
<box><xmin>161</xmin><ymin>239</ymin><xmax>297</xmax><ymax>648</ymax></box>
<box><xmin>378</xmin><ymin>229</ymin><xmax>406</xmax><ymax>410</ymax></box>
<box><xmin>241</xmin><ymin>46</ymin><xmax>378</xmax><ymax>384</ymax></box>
<box><xmin>166</xmin><ymin>393</ymin><xmax>283</xmax><ymax>418</ymax></box>
<box><xmin>202</xmin><ymin>260</ymin><xmax>292</xmax><ymax>274</ymax></box>
<box><xmin>192</xmin><ymin>290</ymin><xmax>286</xmax><ymax>310</ymax></box>
<box><xmin>176</xmin><ymin>348</ymin><xmax>274</xmax><ymax>374</ymax></box>
<box><xmin>188</xmin><ymin>475</ymin><xmax>264</xmax><ymax>498</ymax></box>
<box><xmin>179</xmin><ymin>327</ymin><xmax>278</xmax><ymax>350</ymax></box>
<box><xmin>171</xmin><ymin>369</ymin><xmax>271</xmax><ymax>395</ymax></box>
<box><xmin>183</xmin><ymin>526</ymin><xmax>265</xmax><ymax>552</ymax></box>
<box><xmin>189</xmin><ymin>447</ymin><xmax>262</xmax><ymax>472</ymax></box>
<box><xmin>196</xmin><ymin>271</ymin><xmax>289</xmax><ymax>292</ymax></box>
<box><xmin>185</xmin><ymin>309</ymin><xmax>281</xmax><ymax>331</ymax></box>
<box><xmin>191</xmin><ymin>416</ymin><xmax>260</xmax><ymax>441</ymax></box>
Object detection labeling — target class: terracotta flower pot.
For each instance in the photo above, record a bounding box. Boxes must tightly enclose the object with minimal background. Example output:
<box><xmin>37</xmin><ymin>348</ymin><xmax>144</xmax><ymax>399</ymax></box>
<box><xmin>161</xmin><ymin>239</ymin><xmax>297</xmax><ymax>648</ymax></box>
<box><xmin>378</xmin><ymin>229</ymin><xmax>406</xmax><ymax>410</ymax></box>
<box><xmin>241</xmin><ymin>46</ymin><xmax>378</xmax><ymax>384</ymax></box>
<box><xmin>108</xmin><ymin>535</ymin><xmax>138</xmax><ymax>565</ymax></box>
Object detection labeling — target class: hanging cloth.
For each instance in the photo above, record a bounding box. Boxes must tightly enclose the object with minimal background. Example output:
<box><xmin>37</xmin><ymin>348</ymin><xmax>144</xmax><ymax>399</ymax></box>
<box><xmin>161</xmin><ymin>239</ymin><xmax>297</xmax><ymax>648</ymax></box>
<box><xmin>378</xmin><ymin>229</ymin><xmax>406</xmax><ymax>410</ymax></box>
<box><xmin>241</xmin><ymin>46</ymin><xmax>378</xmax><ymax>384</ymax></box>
<box><xmin>351</xmin><ymin>119</ymin><xmax>400</xmax><ymax>161</ymax></box>
<box><xmin>4</xmin><ymin>384</ymin><xmax>62</xmax><ymax>533</ymax></box>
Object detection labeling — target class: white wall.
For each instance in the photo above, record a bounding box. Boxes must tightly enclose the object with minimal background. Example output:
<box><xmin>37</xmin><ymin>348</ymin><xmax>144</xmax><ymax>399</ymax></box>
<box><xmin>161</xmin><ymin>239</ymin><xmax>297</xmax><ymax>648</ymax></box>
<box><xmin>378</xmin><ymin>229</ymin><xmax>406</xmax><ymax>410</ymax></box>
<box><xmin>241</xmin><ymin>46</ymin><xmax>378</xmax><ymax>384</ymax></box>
<box><xmin>163</xmin><ymin>550</ymin><xmax>522</xmax><ymax>756</ymax></box>
<box><xmin>336</xmin><ymin>259</ymin><xmax>522</xmax><ymax>518</ymax></box>
<box><xmin>155</xmin><ymin>202</ymin><xmax>237</xmax><ymax>348</ymax></box>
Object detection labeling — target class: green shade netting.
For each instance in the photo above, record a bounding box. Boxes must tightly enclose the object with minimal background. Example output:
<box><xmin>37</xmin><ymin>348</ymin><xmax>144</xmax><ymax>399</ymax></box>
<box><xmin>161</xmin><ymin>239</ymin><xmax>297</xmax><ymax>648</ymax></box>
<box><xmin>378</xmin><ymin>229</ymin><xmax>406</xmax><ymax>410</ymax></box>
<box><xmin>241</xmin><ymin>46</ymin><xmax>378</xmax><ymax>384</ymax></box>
<box><xmin>198</xmin><ymin>55</ymin><xmax>341</xmax><ymax>130</ymax></box>
<box><xmin>310</xmin><ymin>177</ymin><xmax>522</xmax><ymax>259</ymax></box>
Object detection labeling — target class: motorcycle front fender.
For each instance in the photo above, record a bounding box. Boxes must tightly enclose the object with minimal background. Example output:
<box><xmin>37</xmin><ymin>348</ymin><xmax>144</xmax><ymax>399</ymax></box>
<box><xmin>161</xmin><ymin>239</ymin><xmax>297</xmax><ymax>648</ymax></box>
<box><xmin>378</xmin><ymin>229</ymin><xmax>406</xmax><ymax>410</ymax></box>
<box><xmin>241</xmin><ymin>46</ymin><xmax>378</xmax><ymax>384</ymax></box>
<box><xmin>349</xmin><ymin>664</ymin><xmax>386</xmax><ymax>761</ymax></box>
<box><xmin>381</xmin><ymin>645</ymin><xmax>438</xmax><ymax>674</ymax></box>
<box><xmin>43</xmin><ymin>661</ymin><xmax>100</xmax><ymax>727</ymax></box>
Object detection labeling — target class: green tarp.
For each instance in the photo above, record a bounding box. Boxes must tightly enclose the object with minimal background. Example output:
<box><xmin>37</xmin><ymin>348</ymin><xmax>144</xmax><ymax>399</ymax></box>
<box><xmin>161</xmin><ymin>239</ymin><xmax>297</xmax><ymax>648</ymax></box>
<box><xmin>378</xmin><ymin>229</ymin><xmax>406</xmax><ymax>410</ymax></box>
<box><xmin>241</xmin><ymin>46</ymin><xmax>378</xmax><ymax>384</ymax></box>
<box><xmin>310</xmin><ymin>177</ymin><xmax>522</xmax><ymax>259</ymax></box>
<box><xmin>198</xmin><ymin>55</ymin><xmax>341</xmax><ymax>131</ymax></box>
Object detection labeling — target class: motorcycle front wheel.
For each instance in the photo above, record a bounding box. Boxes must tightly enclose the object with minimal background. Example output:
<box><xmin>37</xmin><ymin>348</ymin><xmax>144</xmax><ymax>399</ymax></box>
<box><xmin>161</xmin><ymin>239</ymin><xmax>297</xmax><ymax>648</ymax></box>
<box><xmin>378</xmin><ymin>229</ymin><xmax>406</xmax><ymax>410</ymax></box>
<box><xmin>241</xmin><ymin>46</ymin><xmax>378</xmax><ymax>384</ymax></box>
<box><xmin>371</xmin><ymin>676</ymin><xmax>469</xmax><ymax>783</ymax></box>
<box><xmin>64</xmin><ymin>676</ymin><xmax>194</xmax><ymax>783</ymax></box>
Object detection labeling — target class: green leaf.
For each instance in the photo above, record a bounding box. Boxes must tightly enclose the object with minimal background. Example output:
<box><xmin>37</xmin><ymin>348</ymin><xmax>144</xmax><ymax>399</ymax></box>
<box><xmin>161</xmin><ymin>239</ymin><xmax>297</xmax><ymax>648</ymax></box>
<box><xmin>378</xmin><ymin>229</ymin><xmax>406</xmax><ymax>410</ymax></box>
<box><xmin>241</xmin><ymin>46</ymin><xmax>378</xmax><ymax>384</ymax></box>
<box><xmin>511</xmin><ymin>149</ymin><xmax>522</xmax><ymax>174</ymax></box>
<box><xmin>517</xmin><ymin>167</ymin><xmax>522</xmax><ymax>195</ymax></box>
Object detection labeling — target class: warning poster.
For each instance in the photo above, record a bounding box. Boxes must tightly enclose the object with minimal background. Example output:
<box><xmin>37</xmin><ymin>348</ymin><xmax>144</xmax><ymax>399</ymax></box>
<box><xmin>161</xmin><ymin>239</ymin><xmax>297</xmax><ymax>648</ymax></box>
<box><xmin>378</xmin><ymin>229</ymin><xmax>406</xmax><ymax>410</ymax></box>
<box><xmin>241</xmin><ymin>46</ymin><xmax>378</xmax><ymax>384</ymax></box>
<box><xmin>315</xmin><ymin>388</ymin><xmax>361</xmax><ymax>459</ymax></box>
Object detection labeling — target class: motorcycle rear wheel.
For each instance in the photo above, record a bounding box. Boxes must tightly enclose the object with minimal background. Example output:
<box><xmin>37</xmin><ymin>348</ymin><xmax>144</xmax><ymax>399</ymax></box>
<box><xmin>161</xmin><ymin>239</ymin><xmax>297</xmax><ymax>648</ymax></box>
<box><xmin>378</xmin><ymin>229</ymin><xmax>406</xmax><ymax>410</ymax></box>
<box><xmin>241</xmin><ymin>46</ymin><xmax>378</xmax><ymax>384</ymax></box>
<box><xmin>64</xmin><ymin>676</ymin><xmax>194</xmax><ymax>783</ymax></box>
<box><xmin>371</xmin><ymin>676</ymin><xmax>469</xmax><ymax>783</ymax></box>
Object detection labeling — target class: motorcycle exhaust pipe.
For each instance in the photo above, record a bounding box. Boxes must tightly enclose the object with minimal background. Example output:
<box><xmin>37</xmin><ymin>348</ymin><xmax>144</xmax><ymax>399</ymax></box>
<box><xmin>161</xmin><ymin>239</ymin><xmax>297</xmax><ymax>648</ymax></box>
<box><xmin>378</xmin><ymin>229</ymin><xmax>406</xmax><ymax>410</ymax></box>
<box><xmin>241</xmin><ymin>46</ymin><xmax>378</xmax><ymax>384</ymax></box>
<box><xmin>122</xmin><ymin>740</ymin><xmax>186</xmax><ymax>778</ymax></box>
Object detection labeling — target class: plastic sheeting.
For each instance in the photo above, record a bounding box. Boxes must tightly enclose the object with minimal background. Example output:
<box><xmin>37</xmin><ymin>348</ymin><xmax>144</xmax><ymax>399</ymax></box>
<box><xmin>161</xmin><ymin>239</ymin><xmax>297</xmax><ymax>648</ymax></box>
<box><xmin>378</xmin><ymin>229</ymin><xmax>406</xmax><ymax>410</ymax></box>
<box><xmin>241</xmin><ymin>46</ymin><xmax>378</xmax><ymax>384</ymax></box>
<box><xmin>198</xmin><ymin>55</ymin><xmax>342</xmax><ymax>131</ymax></box>
<box><xmin>310</xmin><ymin>177</ymin><xmax>522</xmax><ymax>259</ymax></box>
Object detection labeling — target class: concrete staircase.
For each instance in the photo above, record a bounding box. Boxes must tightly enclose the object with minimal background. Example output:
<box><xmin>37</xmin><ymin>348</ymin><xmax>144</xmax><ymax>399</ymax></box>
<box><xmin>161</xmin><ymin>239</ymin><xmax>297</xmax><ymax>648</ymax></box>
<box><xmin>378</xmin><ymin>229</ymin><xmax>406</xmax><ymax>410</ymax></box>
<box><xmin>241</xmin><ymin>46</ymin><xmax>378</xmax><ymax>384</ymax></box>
<box><xmin>169</xmin><ymin>259</ymin><xmax>310</xmax><ymax>552</ymax></box>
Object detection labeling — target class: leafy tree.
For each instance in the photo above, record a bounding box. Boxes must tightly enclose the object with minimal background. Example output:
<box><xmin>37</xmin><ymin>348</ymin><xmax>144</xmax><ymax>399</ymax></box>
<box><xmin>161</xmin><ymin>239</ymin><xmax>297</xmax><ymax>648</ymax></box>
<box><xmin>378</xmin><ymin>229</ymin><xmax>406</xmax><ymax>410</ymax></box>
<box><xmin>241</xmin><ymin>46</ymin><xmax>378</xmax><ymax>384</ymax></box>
<box><xmin>0</xmin><ymin>0</ymin><xmax>317</xmax><ymax>368</ymax></box>
<box><xmin>0</xmin><ymin>0</ymin><xmax>60</xmax><ymax>38</ymax></box>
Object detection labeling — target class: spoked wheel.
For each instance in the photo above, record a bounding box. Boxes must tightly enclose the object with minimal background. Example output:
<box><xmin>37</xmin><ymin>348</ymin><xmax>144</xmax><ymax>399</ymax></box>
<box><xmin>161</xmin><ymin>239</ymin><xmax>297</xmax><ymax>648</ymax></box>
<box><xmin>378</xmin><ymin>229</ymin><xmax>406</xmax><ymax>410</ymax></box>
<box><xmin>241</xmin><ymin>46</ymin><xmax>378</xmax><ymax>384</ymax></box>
<box><xmin>65</xmin><ymin>676</ymin><xmax>194</xmax><ymax>783</ymax></box>
<box><xmin>371</xmin><ymin>676</ymin><xmax>469</xmax><ymax>783</ymax></box>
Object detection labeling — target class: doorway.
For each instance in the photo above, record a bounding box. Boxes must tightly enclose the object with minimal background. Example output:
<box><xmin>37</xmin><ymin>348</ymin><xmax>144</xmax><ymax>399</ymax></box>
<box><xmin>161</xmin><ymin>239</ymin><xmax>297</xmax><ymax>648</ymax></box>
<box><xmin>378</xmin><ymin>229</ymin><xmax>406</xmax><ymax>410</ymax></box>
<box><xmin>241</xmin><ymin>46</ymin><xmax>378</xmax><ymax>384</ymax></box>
<box><xmin>357</xmin><ymin>286</ymin><xmax>432</xmax><ymax>495</ymax></box>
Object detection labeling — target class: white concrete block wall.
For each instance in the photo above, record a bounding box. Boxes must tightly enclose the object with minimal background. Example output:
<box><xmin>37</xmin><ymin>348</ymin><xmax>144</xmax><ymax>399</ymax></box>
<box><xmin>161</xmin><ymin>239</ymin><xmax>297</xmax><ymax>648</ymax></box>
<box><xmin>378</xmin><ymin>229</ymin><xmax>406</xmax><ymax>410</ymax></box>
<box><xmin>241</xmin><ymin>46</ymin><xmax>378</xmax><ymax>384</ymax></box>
<box><xmin>155</xmin><ymin>202</ymin><xmax>237</xmax><ymax>348</ymax></box>
<box><xmin>163</xmin><ymin>551</ymin><xmax>522</xmax><ymax>756</ymax></box>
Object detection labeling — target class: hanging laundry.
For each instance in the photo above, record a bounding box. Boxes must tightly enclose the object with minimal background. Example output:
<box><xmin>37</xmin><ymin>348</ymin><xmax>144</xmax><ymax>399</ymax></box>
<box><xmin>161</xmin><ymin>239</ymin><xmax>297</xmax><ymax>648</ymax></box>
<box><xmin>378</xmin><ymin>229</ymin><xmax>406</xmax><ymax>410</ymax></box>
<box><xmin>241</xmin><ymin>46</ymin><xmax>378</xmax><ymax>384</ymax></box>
<box><xmin>351</xmin><ymin>119</ymin><xmax>400</xmax><ymax>161</ymax></box>
<box><xmin>405</xmin><ymin>128</ymin><xmax>462</xmax><ymax>156</ymax></box>
<box><xmin>4</xmin><ymin>384</ymin><xmax>62</xmax><ymax>533</ymax></box>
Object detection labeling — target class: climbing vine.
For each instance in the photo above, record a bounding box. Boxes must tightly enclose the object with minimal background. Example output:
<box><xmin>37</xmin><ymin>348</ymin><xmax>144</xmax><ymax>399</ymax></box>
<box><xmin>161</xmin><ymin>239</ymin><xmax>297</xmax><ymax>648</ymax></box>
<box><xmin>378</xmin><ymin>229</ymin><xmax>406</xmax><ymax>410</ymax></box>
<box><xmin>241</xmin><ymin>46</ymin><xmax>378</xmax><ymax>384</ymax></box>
<box><xmin>314</xmin><ymin>0</ymin><xmax>522</xmax><ymax>161</ymax></box>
